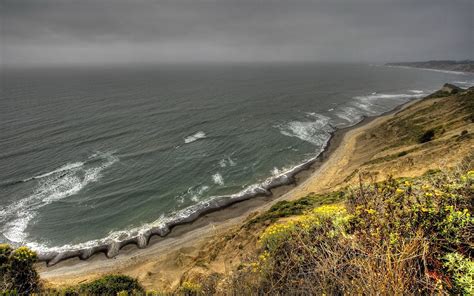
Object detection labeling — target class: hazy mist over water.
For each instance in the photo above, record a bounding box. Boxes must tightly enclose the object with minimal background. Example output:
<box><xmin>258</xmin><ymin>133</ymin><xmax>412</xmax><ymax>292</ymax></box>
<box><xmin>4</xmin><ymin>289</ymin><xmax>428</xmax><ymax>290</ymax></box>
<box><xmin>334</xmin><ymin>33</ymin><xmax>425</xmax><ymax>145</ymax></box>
<box><xmin>1</xmin><ymin>63</ymin><xmax>473</xmax><ymax>251</ymax></box>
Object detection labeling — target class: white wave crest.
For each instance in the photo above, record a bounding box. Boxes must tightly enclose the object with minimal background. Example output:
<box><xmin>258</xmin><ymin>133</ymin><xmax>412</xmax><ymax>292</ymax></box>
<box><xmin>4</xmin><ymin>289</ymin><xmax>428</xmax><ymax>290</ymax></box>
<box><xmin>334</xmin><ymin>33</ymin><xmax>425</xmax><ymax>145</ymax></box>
<box><xmin>179</xmin><ymin>184</ymin><xmax>210</xmax><ymax>203</ymax></box>
<box><xmin>271</xmin><ymin>167</ymin><xmax>281</xmax><ymax>176</ymax></box>
<box><xmin>184</xmin><ymin>131</ymin><xmax>206</xmax><ymax>144</ymax></box>
<box><xmin>23</xmin><ymin>162</ymin><xmax>85</xmax><ymax>182</ymax></box>
<box><xmin>212</xmin><ymin>173</ymin><xmax>224</xmax><ymax>185</ymax></box>
<box><xmin>354</xmin><ymin>92</ymin><xmax>424</xmax><ymax>101</ymax></box>
<box><xmin>0</xmin><ymin>152</ymin><xmax>118</xmax><ymax>244</ymax></box>
<box><xmin>191</xmin><ymin>185</ymin><xmax>210</xmax><ymax>202</ymax></box>
<box><xmin>334</xmin><ymin>91</ymin><xmax>425</xmax><ymax>125</ymax></box>
<box><xmin>334</xmin><ymin>106</ymin><xmax>363</xmax><ymax>125</ymax></box>
<box><xmin>22</xmin><ymin>153</ymin><xmax>328</xmax><ymax>255</ymax></box>
<box><xmin>409</xmin><ymin>90</ymin><xmax>425</xmax><ymax>94</ymax></box>
<box><xmin>453</xmin><ymin>81</ymin><xmax>474</xmax><ymax>88</ymax></box>
<box><xmin>278</xmin><ymin>113</ymin><xmax>333</xmax><ymax>145</ymax></box>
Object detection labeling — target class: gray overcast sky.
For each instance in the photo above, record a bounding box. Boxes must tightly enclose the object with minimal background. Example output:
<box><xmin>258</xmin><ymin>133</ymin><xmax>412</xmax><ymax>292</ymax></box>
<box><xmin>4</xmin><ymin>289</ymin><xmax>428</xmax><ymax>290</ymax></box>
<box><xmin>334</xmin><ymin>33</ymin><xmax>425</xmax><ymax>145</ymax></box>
<box><xmin>1</xmin><ymin>0</ymin><xmax>473</xmax><ymax>66</ymax></box>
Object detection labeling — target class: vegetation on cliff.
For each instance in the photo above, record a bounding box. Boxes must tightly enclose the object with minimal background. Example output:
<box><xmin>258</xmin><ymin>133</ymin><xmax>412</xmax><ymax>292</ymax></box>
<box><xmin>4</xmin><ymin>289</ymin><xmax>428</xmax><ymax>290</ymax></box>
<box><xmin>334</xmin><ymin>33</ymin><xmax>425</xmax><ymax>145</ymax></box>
<box><xmin>227</xmin><ymin>169</ymin><xmax>473</xmax><ymax>295</ymax></box>
<box><xmin>3</xmin><ymin>167</ymin><xmax>471</xmax><ymax>295</ymax></box>
<box><xmin>1</xmin><ymin>244</ymin><xmax>41</xmax><ymax>295</ymax></box>
<box><xmin>1</xmin><ymin>86</ymin><xmax>472</xmax><ymax>295</ymax></box>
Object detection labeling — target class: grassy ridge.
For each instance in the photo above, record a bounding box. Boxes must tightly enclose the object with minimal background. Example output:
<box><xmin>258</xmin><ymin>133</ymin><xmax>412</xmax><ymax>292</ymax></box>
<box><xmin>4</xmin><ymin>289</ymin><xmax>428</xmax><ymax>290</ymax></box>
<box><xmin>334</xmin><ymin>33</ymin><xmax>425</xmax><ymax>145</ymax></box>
<box><xmin>226</xmin><ymin>169</ymin><xmax>473</xmax><ymax>295</ymax></box>
<box><xmin>5</xmin><ymin>169</ymin><xmax>470</xmax><ymax>295</ymax></box>
<box><xmin>2</xmin><ymin>87</ymin><xmax>473</xmax><ymax>295</ymax></box>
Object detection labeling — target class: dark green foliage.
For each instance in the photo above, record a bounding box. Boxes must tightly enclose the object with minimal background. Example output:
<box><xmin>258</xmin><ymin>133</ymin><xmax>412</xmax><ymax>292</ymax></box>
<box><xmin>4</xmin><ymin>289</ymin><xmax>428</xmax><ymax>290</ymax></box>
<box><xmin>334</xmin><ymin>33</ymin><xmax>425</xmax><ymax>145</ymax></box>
<box><xmin>237</xmin><ymin>170</ymin><xmax>473</xmax><ymax>295</ymax></box>
<box><xmin>375</xmin><ymin>90</ymin><xmax>473</xmax><ymax>150</ymax></box>
<box><xmin>426</xmin><ymin>90</ymin><xmax>451</xmax><ymax>99</ymax></box>
<box><xmin>347</xmin><ymin>173</ymin><xmax>473</xmax><ymax>250</ymax></box>
<box><xmin>457</xmin><ymin>130</ymin><xmax>471</xmax><ymax>142</ymax></box>
<box><xmin>77</xmin><ymin>274</ymin><xmax>144</xmax><ymax>296</ymax></box>
<box><xmin>397</xmin><ymin>151</ymin><xmax>408</xmax><ymax>157</ymax></box>
<box><xmin>423</xmin><ymin>168</ymin><xmax>442</xmax><ymax>176</ymax></box>
<box><xmin>461</xmin><ymin>90</ymin><xmax>474</xmax><ymax>122</ymax></box>
<box><xmin>246</xmin><ymin>191</ymin><xmax>345</xmax><ymax>227</ymax></box>
<box><xmin>0</xmin><ymin>244</ymin><xmax>12</xmax><ymax>271</ymax></box>
<box><xmin>419</xmin><ymin>129</ymin><xmax>435</xmax><ymax>143</ymax></box>
<box><xmin>364</xmin><ymin>148</ymin><xmax>418</xmax><ymax>166</ymax></box>
<box><xmin>0</xmin><ymin>245</ymin><xmax>40</xmax><ymax>295</ymax></box>
<box><xmin>346</xmin><ymin>171</ymin><xmax>474</xmax><ymax>294</ymax></box>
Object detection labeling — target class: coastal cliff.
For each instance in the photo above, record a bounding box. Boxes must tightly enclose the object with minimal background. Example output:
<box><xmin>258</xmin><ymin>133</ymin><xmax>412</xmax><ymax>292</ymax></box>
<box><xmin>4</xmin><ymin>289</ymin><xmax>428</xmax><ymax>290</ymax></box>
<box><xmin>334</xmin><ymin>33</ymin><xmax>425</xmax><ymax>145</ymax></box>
<box><xmin>166</xmin><ymin>85</ymin><xmax>473</xmax><ymax>295</ymax></box>
<box><xmin>3</xmin><ymin>85</ymin><xmax>473</xmax><ymax>295</ymax></box>
<box><xmin>386</xmin><ymin>60</ymin><xmax>474</xmax><ymax>73</ymax></box>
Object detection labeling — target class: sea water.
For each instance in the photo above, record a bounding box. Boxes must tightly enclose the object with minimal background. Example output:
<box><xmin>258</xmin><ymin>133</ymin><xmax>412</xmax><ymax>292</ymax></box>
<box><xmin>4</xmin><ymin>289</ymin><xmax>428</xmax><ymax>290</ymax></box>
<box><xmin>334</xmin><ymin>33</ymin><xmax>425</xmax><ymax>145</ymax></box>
<box><xmin>1</xmin><ymin>63</ymin><xmax>473</xmax><ymax>254</ymax></box>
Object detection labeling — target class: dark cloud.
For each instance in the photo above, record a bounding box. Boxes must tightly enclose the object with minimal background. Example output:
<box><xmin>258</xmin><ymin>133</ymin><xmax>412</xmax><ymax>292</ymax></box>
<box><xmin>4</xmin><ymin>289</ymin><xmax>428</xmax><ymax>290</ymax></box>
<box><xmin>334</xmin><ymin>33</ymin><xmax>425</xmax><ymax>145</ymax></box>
<box><xmin>1</xmin><ymin>0</ymin><xmax>472</xmax><ymax>66</ymax></box>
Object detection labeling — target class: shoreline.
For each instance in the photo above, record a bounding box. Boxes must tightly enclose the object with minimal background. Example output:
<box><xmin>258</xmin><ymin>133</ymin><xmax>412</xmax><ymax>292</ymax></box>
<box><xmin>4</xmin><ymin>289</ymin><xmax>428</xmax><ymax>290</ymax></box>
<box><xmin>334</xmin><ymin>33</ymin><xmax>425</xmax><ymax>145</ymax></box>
<box><xmin>37</xmin><ymin>96</ymin><xmax>423</xmax><ymax>283</ymax></box>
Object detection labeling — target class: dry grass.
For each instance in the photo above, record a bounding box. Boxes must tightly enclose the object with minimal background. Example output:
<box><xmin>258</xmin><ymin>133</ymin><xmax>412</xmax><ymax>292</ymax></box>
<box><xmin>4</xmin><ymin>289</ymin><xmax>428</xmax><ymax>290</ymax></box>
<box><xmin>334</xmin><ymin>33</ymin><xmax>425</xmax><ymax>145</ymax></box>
<box><xmin>223</xmin><ymin>165</ymin><xmax>473</xmax><ymax>295</ymax></box>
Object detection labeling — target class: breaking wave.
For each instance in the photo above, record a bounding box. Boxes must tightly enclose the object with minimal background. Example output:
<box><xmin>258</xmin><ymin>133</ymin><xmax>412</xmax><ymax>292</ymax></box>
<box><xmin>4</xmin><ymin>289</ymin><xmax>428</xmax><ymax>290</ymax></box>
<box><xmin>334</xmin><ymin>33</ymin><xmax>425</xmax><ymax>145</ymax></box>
<box><xmin>25</xmin><ymin>147</ymin><xmax>327</xmax><ymax>266</ymax></box>
<box><xmin>452</xmin><ymin>80</ymin><xmax>474</xmax><ymax>88</ymax></box>
<box><xmin>277</xmin><ymin>113</ymin><xmax>334</xmax><ymax>146</ymax></box>
<box><xmin>8</xmin><ymin>88</ymin><xmax>440</xmax><ymax>265</ymax></box>
<box><xmin>334</xmin><ymin>91</ymin><xmax>425</xmax><ymax>124</ymax></box>
<box><xmin>212</xmin><ymin>173</ymin><xmax>225</xmax><ymax>185</ymax></box>
<box><xmin>0</xmin><ymin>152</ymin><xmax>118</xmax><ymax>244</ymax></box>
<box><xmin>177</xmin><ymin>185</ymin><xmax>210</xmax><ymax>204</ymax></box>
<box><xmin>184</xmin><ymin>131</ymin><xmax>206</xmax><ymax>144</ymax></box>
<box><xmin>22</xmin><ymin>162</ymin><xmax>85</xmax><ymax>183</ymax></box>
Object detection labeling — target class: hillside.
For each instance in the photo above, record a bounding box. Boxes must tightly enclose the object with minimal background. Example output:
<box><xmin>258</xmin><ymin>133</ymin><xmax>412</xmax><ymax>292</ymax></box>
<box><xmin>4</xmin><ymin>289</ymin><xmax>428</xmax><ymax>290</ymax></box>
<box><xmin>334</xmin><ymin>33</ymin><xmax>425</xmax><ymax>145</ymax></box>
<box><xmin>386</xmin><ymin>60</ymin><xmax>474</xmax><ymax>73</ymax></box>
<box><xmin>165</xmin><ymin>86</ymin><xmax>473</xmax><ymax>295</ymax></box>
<box><xmin>2</xmin><ymin>85</ymin><xmax>473</xmax><ymax>295</ymax></box>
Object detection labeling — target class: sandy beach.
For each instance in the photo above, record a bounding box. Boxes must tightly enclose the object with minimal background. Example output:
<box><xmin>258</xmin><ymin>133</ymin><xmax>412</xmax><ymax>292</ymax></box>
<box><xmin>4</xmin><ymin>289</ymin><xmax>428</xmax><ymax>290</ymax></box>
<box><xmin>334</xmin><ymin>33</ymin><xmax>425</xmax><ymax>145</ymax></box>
<box><xmin>36</xmin><ymin>96</ymin><xmax>426</xmax><ymax>289</ymax></box>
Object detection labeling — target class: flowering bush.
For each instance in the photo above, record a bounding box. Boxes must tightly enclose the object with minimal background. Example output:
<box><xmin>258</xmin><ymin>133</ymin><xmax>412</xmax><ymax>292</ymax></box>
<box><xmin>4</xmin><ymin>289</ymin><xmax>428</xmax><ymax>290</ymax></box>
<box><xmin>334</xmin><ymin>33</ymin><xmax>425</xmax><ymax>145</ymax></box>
<box><xmin>443</xmin><ymin>252</ymin><xmax>474</xmax><ymax>295</ymax></box>
<box><xmin>247</xmin><ymin>169</ymin><xmax>473</xmax><ymax>295</ymax></box>
<box><xmin>0</xmin><ymin>245</ymin><xmax>40</xmax><ymax>295</ymax></box>
<box><xmin>179</xmin><ymin>280</ymin><xmax>203</xmax><ymax>295</ymax></box>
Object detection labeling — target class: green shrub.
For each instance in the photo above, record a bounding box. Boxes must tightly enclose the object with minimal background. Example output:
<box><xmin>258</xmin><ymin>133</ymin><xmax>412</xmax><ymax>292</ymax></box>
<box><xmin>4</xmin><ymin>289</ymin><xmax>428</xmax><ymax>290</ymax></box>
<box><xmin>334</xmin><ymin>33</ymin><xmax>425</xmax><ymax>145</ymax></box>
<box><xmin>246</xmin><ymin>191</ymin><xmax>345</xmax><ymax>226</ymax></box>
<box><xmin>0</xmin><ymin>245</ymin><xmax>40</xmax><ymax>295</ymax></box>
<box><xmin>419</xmin><ymin>129</ymin><xmax>435</xmax><ymax>143</ymax></box>
<box><xmin>443</xmin><ymin>252</ymin><xmax>474</xmax><ymax>295</ymax></box>
<box><xmin>234</xmin><ymin>169</ymin><xmax>473</xmax><ymax>295</ymax></box>
<box><xmin>179</xmin><ymin>281</ymin><xmax>202</xmax><ymax>295</ymax></box>
<box><xmin>0</xmin><ymin>244</ymin><xmax>13</xmax><ymax>270</ymax></box>
<box><xmin>78</xmin><ymin>274</ymin><xmax>144</xmax><ymax>296</ymax></box>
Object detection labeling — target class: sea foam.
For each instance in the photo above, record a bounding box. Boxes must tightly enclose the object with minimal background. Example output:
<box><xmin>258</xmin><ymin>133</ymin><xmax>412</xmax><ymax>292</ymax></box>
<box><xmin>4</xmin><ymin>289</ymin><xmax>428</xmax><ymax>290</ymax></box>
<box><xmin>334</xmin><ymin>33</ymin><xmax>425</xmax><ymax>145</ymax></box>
<box><xmin>278</xmin><ymin>113</ymin><xmax>333</xmax><ymax>146</ymax></box>
<box><xmin>212</xmin><ymin>173</ymin><xmax>224</xmax><ymax>185</ymax></box>
<box><xmin>22</xmin><ymin>162</ymin><xmax>85</xmax><ymax>182</ymax></box>
<box><xmin>184</xmin><ymin>131</ymin><xmax>206</xmax><ymax>144</ymax></box>
<box><xmin>334</xmin><ymin>91</ymin><xmax>425</xmax><ymax>124</ymax></box>
<box><xmin>27</xmin><ymin>146</ymin><xmax>329</xmax><ymax>264</ymax></box>
<box><xmin>0</xmin><ymin>152</ymin><xmax>118</xmax><ymax>244</ymax></box>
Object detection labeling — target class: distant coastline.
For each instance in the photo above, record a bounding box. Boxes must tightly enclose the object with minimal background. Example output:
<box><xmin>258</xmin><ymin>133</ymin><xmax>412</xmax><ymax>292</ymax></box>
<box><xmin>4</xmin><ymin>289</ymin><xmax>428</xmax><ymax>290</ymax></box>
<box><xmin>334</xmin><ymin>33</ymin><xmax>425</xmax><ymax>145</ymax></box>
<box><xmin>386</xmin><ymin>60</ymin><xmax>474</xmax><ymax>73</ymax></box>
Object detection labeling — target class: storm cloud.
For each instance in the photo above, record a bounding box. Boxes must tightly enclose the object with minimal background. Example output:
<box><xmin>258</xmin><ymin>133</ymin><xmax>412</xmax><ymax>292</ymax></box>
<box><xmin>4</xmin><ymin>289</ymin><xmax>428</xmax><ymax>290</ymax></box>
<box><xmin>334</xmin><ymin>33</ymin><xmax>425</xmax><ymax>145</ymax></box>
<box><xmin>1</xmin><ymin>0</ymin><xmax>472</xmax><ymax>66</ymax></box>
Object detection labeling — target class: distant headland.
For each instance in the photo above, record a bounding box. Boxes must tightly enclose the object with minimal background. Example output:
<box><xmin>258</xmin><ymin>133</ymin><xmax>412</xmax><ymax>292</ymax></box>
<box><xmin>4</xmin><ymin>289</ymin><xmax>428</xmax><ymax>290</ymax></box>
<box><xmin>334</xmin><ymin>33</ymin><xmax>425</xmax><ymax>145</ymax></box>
<box><xmin>386</xmin><ymin>60</ymin><xmax>474</xmax><ymax>73</ymax></box>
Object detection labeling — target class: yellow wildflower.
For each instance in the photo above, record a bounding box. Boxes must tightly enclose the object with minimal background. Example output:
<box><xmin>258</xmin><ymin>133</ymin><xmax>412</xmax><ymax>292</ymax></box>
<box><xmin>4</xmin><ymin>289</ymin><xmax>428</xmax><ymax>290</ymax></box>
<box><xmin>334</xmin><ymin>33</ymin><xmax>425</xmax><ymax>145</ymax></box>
<box><xmin>395</xmin><ymin>188</ymin><xmax>404</xmax><ymax>194</ymax></box>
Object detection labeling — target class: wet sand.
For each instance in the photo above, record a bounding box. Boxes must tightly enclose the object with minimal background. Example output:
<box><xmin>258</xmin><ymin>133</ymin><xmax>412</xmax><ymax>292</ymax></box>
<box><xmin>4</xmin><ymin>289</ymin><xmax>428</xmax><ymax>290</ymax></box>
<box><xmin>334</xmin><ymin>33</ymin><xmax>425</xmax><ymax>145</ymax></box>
<box><xmin>38</xmin><ymin>97</ymin><xmax>421</xmax><ymax>287</ymax></box>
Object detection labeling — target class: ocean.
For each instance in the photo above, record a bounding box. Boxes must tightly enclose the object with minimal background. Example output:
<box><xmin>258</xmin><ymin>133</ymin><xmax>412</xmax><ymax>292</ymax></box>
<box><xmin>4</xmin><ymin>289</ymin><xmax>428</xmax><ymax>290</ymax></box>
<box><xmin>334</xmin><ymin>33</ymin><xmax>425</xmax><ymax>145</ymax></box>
<box><xmin>1</xmin><ymin>63</ymin><xmax>473</xmax><ymax>256</ymax></box>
